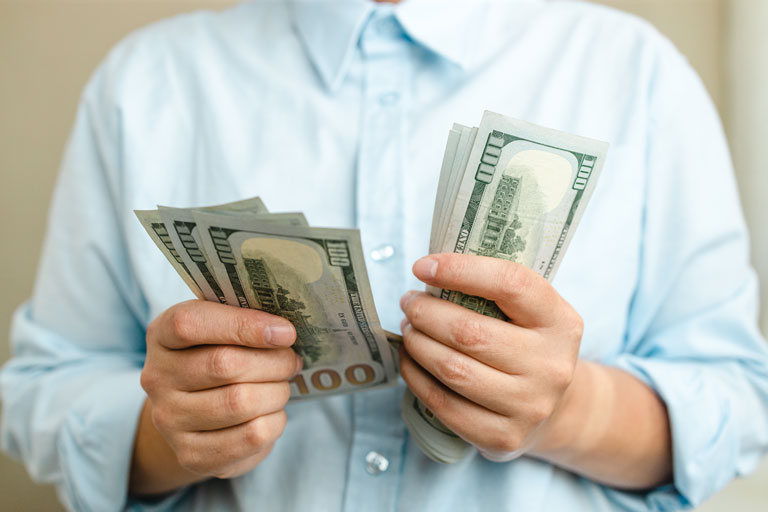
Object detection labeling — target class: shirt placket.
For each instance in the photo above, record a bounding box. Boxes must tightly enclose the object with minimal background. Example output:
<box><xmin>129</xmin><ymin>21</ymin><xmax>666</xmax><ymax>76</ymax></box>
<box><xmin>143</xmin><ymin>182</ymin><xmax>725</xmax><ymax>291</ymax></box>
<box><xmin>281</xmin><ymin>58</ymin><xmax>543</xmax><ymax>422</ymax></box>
<box><xmin>354</xmin><ymin>10</ymin><xmax>409</xmax><ymax>333</ymax></box>
<box><xmin>342</xmin><ymin>10</ymin><xmax>410</xmax><ymax>512</ymax></box>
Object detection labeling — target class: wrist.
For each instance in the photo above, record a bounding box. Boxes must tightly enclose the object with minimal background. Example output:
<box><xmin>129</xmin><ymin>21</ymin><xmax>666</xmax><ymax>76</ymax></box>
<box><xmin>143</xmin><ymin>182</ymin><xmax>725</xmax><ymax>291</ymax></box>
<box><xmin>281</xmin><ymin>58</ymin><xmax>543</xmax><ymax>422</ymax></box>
<box><xmin>524</xmin><ymin>360</ymin><xmax>673</xmax><ymax>489</ymax></box>
<box><xmin>129</xmin><ymin>399</ymin><xmax>206</xmax><ymax>498</ymax></box>
<box><xmin>527</xmin><ymin>360</ymin><xmax>606</xmax><ymax>463</ymax></box>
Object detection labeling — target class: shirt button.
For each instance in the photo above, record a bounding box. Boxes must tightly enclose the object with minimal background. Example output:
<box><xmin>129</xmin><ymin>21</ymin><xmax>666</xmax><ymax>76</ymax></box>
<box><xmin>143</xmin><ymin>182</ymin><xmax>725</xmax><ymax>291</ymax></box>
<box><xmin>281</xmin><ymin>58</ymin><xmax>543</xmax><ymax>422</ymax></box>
<box><xmin>370</xmin><ymin>244</ymin><xmax>395</xmax><ymax>261</ymax></box>
<box><xmin>365</xmin><ymin>451</ymin><xmax>390</xmax><ymax>475</ymax></box>
<box><xmin>378</xmin><ymin>91</ymin><xmax>400</xmax><ymax>106</ymax></box>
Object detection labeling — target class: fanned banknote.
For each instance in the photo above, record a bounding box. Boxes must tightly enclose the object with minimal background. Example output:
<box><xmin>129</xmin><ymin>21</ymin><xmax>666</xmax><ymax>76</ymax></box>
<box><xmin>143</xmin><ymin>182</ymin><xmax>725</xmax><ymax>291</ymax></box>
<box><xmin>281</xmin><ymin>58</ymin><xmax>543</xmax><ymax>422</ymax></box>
<box><xmin>135</xmin><ymin>199</ymin><xmax>399</xmax><ymax>400</ymax></box>
<box><xmin>135</xmin><ymin>209</ymin><xmax>205</xmax><ymax>300</ymax></box>
<box><xmin>191</xmin><ymin>212</ymin><xmax>398</xmax><ymax>398</ymax></box>
<box><xmin>160</xmin><ymin>206</ymin><xmax>307</xmax><ymax>305</ymax></box>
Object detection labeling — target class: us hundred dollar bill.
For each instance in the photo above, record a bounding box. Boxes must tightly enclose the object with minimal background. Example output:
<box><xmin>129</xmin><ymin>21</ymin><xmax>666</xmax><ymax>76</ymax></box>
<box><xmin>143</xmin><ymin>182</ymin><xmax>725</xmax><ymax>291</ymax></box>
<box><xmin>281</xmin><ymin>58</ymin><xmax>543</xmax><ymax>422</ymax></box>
<box><xmin>160</xmin><ymin>206</ymin><xmax>307</xmax><ymax>305</ymax></box>
<box><xmin>403</xmin><ymin>111</ymin><xmax>608</xmax><ymax>463</ymax></box>
<box><xmin>190</xmin><ymin>212</ymin><xmax>399</xmax><ymax>399</ymax></box>
<box><xmin>135</xmin><ymin>209</ymin><xmax>206</xmax><ymax>300</ymax></box>
<box><xmin>136</xmin><ymin>197</ymin><xmax>271</xmax><ymax>302</ymax></box>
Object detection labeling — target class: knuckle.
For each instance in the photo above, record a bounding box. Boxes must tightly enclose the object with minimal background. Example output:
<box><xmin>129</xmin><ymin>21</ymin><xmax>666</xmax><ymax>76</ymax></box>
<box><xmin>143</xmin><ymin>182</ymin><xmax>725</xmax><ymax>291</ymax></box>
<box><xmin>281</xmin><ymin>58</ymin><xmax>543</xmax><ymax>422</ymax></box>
<box><xmin>528</xmin><ymin>400</ymin><xmax>554</xmax><ymax>426</ymax></box>
<box><xmin>140</xmin><ymin>368</ymin><xmax>160</xmax><ymax>394</ymax></box>
<box><xmin>501</xmin><ymin>435</ymin><xmax>523</xmax><ymax>454</ymax></box>
<box><xmin>498</xmin><ymin>263</ymin><xmax>525</xmax><ymax>302</ymax></box>
<box><xmin>169</xmin><ymin>306</ymin><xmax>197</xmax><ymax>342</ymax></box>
<box><xmin>435</xmin><ymin>355</ymin><xmax>472</xmax><ymax>385</ymax></box>
<box><xmin>552</xmin><ymin>362</ymin><xmax>574</xmax><ymax>391</ymax></box>
<box><xmin>145</xmin><ymin>318</ymin><xmax>162</xmax><ymax>346</ymax></box>
<box><xmin>208</xmin><ymin>346</ymin><xmax>240</xmax><ymax>381</ymax></box>
<box><xmin>420</xmin><ymin>384</ymin><xmax>448</xmax><ymax>414</ymax></box>
<box><xmin>406</xmin><ymin>297</ymin><xmax>427</xmax><ymax>325</ymax></box>
<box><xmin>244</xmin><ymin>418</ymin><xmax>269</xmax><ymax>448</ymax></box>
<box><xmin>445</xmin><ymin>255</ymin><xmax>468</xmax><ymax>282</ymax></box>
<box><xmin>486</xmin><ymin>428</ymin><xmax>523</xmax><ymax>454</ymax></box>
<box><xmin>542</xmin><ymin>356</ymin><xmax>575</xmax><ymax>391</ymax></box>
<box><xmin>402</xmin><ymin>329</ymin><xmax>417</xmax><ymax>353</ymax></box>
<box><xmin>567</xmin><ymin>312</ymin><xmax>585</xmax><ymax>342</ymax></box>
<box><xmin>244</xmin><ymin>413</ymin><xmax>286</xmax><ymax>448</ymax></box>
<box><xmin>224</xmin><ymin>385</ymin><xmax>250</xmax><ymax>417</ymax></box>
<box><xmin>176</xmin><ymin>447</ymin><xmax>205</xmax><ymax>475</ymax></box>
<box><xmin>453</xmin><ymin>314</ymin><xmax>486</xmax><ymax>349</ymax></box>
<box><xmin>403</xmin><ymin>326</ymin><xmax>415</xmax><ymax>351</ymax></box>
<box><xmin>233</xmin><ymin>312</ymin><xmax>258</xmax><ymax>345</ymax></box>
<box><xmin>399</xmin><ymin>355</ymin><xmax>416</xmax><ymax>383</ymax></box>
<box><xmin>150</xmin><ymin>405</ymin><xmax>174</xmax><ymax>434</ymax></box>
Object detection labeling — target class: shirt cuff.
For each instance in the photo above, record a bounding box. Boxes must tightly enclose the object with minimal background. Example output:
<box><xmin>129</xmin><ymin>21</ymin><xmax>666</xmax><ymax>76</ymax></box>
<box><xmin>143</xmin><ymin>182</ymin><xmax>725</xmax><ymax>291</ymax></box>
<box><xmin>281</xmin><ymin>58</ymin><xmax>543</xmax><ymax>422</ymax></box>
<box><xmin>57</xmin><ymin>369</ymin><xmax>147</xmax><ymax>512</ymax></box>
<box><xmin>601</xmin><ymin>354</ymin><xmax>738</xmax><ymax>511</ymax></box>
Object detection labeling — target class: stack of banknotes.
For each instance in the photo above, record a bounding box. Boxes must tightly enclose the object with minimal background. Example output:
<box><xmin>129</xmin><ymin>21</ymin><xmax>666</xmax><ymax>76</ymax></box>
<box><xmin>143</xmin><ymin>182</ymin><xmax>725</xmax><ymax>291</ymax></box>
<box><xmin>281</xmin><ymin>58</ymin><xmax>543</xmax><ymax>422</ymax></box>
<box><xmin>136</xmin><ymin>110</ymin><xmax>608</xmax><ymax>464</ymax></box>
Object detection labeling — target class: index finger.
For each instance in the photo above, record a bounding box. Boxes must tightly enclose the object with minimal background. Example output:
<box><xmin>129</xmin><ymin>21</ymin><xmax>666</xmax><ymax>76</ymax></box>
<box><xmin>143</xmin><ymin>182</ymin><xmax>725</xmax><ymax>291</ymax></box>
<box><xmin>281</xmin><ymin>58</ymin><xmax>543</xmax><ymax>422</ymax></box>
<box><xmin>411</xmin><ymin>254</ymin><xmax>563</xmax><ymax>328</ymax></box>
<box><xmin>151</xmin><ymin>300</ymin><xmax>297</xmax><ymax>350</ymax></box>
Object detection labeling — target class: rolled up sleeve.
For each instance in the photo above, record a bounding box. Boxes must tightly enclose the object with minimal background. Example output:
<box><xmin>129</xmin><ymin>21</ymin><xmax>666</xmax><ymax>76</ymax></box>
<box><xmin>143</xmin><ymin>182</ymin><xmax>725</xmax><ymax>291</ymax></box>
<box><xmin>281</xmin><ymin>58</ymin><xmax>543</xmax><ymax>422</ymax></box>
<box><xmin>2</xmin><ymin>308</ymin><xmax>147</xmax><ymax>511</ymax></box>
<box><xmin>1</xmin><ymin>51</ymin><xmax>153</xmax><ymax>511</ymax></box>
<box><xmin>602</xmin><ymin>39</ymin><xmax>768</xmax><ymax>510</ymax></box>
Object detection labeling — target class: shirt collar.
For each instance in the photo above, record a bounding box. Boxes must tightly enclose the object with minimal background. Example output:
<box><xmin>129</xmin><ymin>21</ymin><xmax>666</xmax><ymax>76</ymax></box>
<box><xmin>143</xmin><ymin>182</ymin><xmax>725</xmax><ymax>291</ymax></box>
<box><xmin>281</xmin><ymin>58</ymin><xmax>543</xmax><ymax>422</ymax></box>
<box><xmin>289</xmin><ymin>0</ymin><xmax>541</xmax><ymax>92</ymax></box>
<box><xmin>289</xmin><ymin>0</ymin><xmax>374</xmax><ymax>92</ymax></box>
<box><xmin>396</xmin><ymin>0</ymin><xmax>489</xmax><ymax>69</ymax></box>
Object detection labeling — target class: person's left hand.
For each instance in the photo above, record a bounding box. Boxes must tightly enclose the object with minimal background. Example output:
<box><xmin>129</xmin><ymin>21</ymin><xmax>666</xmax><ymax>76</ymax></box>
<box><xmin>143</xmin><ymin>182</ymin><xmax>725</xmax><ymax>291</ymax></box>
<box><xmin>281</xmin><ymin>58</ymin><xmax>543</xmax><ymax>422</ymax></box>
<box><xmin>399</xmin><ymin>253</ymin><xmax>584</xmax><ymax>462</ymax></box>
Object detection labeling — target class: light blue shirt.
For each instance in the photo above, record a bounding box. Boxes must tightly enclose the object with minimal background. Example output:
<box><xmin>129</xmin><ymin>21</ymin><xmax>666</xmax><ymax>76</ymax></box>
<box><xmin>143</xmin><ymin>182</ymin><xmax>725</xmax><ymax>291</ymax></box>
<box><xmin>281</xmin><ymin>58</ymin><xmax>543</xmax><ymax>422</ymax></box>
<box><xmin>3</xmin><ymin>1</ymin><xmax>768</xmax><ymax>511</ymax></box>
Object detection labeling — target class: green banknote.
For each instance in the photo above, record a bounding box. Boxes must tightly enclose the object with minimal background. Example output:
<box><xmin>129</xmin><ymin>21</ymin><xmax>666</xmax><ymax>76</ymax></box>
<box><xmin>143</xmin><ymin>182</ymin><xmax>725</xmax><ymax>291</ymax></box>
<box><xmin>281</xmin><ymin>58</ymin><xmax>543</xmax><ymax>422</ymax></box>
<box><xmin>191</xmin><ymin>212</ymin><xmax>399</xmax><ymax>399</ymax></box>
<box><xmin>135</xmin><ymin>209</ymin><xmax>205</xmax><ymax>300</ymax></box>
<box><xmin>404</xmin><ymin>111</ymin><xmax>609</xmax><ymax>463</ymax></box>
<box><xmin>160</xmin><ymin>205</ymin><xmax>306</xmax><ymax>305</ymax></box>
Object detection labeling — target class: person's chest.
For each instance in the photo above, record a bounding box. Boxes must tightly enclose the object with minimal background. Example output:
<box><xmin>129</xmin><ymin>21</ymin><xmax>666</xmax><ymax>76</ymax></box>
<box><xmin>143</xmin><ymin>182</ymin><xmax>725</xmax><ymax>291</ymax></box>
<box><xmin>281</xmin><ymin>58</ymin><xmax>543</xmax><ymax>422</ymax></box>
<box><xmin>127</xmin><ymin>14</ymin><xmax>648</xmax><ymax>360</ymax></box>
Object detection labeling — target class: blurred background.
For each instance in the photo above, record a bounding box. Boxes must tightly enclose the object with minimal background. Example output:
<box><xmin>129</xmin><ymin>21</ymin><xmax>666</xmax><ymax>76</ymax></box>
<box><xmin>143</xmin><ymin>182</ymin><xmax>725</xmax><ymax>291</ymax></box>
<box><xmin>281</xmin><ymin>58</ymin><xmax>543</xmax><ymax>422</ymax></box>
<box><xmin>1</xmin><ymin>0</ymin><xmax>766</xmax><ymax>510</ymax></box>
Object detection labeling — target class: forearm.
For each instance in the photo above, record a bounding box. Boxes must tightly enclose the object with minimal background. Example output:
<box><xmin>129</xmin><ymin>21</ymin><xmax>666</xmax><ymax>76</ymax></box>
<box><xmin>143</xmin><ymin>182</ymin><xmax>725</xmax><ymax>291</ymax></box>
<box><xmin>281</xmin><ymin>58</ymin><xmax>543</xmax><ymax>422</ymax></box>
<box><xmin>529</xmin><ymin>360</ymin><xmax>673</xmax><ymax>490</ymax></box>
<box><xmin>129</xmin><ymin>399</ymin><xmax>207</xmax><ymax>497</ymax></box>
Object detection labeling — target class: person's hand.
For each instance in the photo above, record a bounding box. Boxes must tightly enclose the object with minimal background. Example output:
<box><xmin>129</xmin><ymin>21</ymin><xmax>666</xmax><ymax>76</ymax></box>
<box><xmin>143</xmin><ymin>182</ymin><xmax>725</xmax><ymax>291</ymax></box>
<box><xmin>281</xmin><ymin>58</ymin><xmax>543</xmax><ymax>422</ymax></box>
<box><xmin>140</xmin><ymin>300</ymin><xmax>302</xmax><ymax>479</ymax></box>
<box><xmin>399</xmin><ymin>254</ymin><xmax>583</xmax><ymax>462</ymax></box>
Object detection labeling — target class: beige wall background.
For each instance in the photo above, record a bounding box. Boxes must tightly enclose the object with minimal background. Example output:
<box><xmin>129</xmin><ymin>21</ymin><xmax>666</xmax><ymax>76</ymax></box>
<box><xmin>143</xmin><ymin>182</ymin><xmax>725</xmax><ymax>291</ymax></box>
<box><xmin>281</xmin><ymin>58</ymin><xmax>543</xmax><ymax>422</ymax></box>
<box><xmin>1</xmin><ymin>0</ymin><xmax>766</xmax><ymax>510</ymax></box>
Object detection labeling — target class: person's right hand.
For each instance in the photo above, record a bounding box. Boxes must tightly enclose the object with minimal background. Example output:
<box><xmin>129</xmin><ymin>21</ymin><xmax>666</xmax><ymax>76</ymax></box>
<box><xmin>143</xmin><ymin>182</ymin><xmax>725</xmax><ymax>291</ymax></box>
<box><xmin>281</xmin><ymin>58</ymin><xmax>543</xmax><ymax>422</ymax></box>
<box><xmin>136</xmin><ymin>300</ymin><xmax>301</xmax><ymax>488</ymax></box>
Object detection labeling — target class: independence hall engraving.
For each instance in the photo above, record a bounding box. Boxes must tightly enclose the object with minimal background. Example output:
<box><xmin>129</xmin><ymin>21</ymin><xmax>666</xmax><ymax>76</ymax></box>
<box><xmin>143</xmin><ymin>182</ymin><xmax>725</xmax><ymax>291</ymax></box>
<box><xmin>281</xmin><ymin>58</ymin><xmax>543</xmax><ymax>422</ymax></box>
<box><xmin>244</xmin><ymin>257</ymin><xmax>328</xmax><ymax>363</ymax></box>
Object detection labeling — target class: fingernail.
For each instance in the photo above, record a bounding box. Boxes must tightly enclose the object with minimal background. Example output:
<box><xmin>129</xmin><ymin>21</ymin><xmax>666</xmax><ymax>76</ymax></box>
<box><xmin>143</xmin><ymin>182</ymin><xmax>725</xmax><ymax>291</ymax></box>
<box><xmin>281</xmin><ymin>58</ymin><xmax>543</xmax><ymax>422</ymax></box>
<box><xmin>265</xmin><ymin>324</ymin><xmax>295</xmax><ymax>346</ymax></box>
<box><xmin>413</xmin><ymin>257</ymin><xmax>438</xmax><ymax>281</ymax></box>
<box><xmin>400</xmin><ymin>317</ymin><xmax>408</xmax><ymax>332</ymax></box>
<box><xmin>399</xmin><ymin>291</ymin><xmax>416</xmax><ymax>312</ymax></box>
